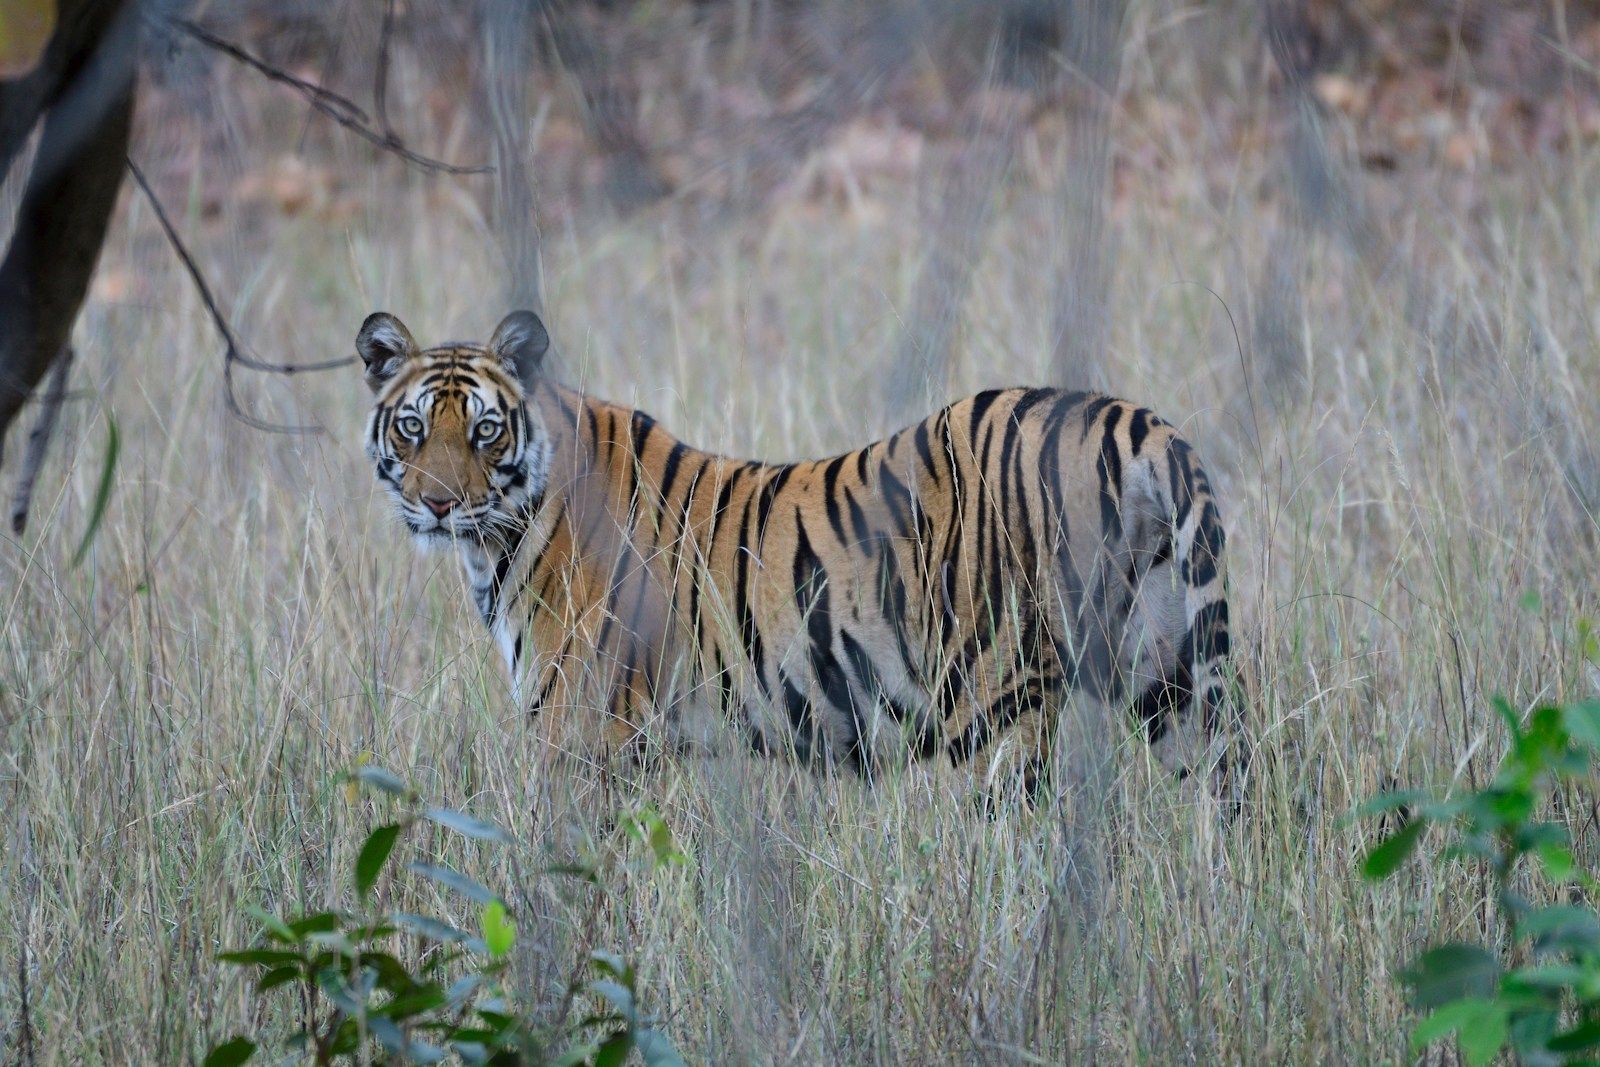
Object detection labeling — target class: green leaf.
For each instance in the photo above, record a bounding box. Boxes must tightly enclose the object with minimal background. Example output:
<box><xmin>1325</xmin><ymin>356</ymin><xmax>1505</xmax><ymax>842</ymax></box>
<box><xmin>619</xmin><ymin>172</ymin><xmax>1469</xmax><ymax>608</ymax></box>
<box><xmin>550</xmin><ymin>1044</ymin><xmax>600</xmax><ymax>1067</ymax></box>
<box><xmin>635</xmin><ymin>1028</ymin><xmax>688</xmax><ymax>1067</ymax></box>
<box><xmin>353</xmin><ymin>765</ymin><xmax>410</xmax><ymax>796</ymax></box>
<box><xmin>368</xmin><ymin>1017</ymin><xmax>408</xmax><ymax>1054</ymax></box>
<box><xmin>391</xmin><ymin>912</ymin><xmax>473</xmax><ymax>945</ymax></box>
<box><xmin>446</xmin><ymin>974</ymin><xmax>483</xmax><ymax>1008</ymax></box>
<box><xmin>423</xmin><ymin>806</ymin><xmax>506</xmax><ymax>841</ymax></box>
<box><xmin>1361</xmin><ymin>818</ymin><xmax>1425</xmax><ymax>880</ymax></box>
<box><xmin>1537</xmin><ymin>841</ymin><xmax>1577</xmax><ymax>882</ymax></box>
<box><xmin>591</xmin><ymin>950</ymin><xmax>632</xmax><ymax>982</ymax></box>
<box><xmin>545</xmin><ymin>862</ymin><xmax>601</xmax><ymax>884</ymax></box>
<box><xmin>1550</xmin><ymin>1018</ymin><xmax>1600</xmax><ymax>1052</ymax></box>
<box><xmin>217</xmin><ymin>949</ymin><xmax>302</xmax><ymax>967</ymax></box>
<box><xmin>481</xmin><ymin>900</ymin><xmax>516</xmax><ymax>960</ymax></box>
<box><xmin>1413</xmin><ymin>998</ymin><xmax>1494</xmax><ymax>1047</ymax></box>
<box><xmin>591</xmin><ymin>979</ymin><xmax>637</xmax><ymax>1023</ymax></box>
<box><xmin>1506</xmin><ymin>963</ymin><xmax>1587</xmax><ymax>990</ymax></box>
<box><xmin>71</xmin><ymin>413</ymin><xmax>119</xmax><ymax>568</ymax></box>
<box><xmin>1400</xmin><ymin>943</ymin><xmax>1500</xmax><ymax>1009</ymax></box>
<box><xmin>1492</xmin><ymin>696</ymin><xmax>1524</xmax><ymax>741</ymax></box>
<box><xmin>594</xmin><ymin>1032</ymin><xmax>633</xmax><ymax>1067</ymax></box>
<box><xmin>286</xmin><ymin>912</ymin><xmax>341</xmax><ymax>938</ymax></box>
<box><xmin>408</xmin><ymin>862</ymin><xmax>499</xmax><ymax>905</ymax></box>
<box><xmin>407</xmin><ymin>1040</ymin><xmax>447</xmax><ymax>1065</ymax></box>
<box><xmin>202</xmin><ymin>1037</ymin><xmax>256</xmax><ymax>1067</ymax></box>
<box><xmin>1348</xmin><ymin>790</ymin><xmax>1428</xmax><ymax>821</ymax></box>
<box><xmin>314</xmin><ymin>967</ymin><xmax>364</xmax><ymax>1016</ymax></box>
<box><xmin>1473</xmin><ymin>787</ymin><xmax>1534</xmax><ymax>828</ymax></box>
<box><xmin>256</xmin><ymin>965</ymin><xmax>300</xmax><ymax>993</ymax></box>
<box><xmin>356</xmin><ymin>824</ymin><xmax>402</xmax><ymax>901</ymax></box>
<box><xmin>1565</xmin><ymin>700</ymin><xmax>1600</xmax><ymax>752</ymax></box>
<box><xmin>244</xmin><ymin>906</ymin><xmax>297</xmax><ymax>944</ymax></box>
<box><xmin>304</xmin><ymin>930</ymin><xmax>358</xmax><ymax>956</ymax></box>
<box><xmin>1507</xmin><ymin>1008</ymin><xmax>1561</xmax><ymax>1053</ymax></box>
<box><xmin>379</xmin><ymin>985</ymin><xmax>448</xmax><ymax>1020</ymax></box>
<box><xmin>1519</xmin><ymin>905</ymin><xmax>1600</xmax><ymax>952</ymax></box>
<box><xmin>1457</xmin><ymin>1000</ymin><xmax>1510</xmax><ymax>1067</ymax></box>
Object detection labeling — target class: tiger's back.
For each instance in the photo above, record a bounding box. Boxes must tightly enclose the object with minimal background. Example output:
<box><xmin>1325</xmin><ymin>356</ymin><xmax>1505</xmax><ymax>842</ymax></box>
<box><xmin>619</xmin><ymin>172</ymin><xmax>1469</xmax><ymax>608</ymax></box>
<box><xmin>507</xmin><ymin>383</ymin><xmax>1230</xmax><ymax>796</ymax></box>
<box><xmin>358</xmin><ymin>312</ymin><xmax>1234</xmax><ymax>801</ymax></box>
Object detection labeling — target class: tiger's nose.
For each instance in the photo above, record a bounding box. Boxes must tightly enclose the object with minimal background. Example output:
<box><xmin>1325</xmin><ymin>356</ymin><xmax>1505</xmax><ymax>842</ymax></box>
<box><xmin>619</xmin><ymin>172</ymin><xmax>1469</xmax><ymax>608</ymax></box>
<box><xmin>421</xmin><ymin>495</ymin><xmax>458</xmax><ymax>518</ymax></box>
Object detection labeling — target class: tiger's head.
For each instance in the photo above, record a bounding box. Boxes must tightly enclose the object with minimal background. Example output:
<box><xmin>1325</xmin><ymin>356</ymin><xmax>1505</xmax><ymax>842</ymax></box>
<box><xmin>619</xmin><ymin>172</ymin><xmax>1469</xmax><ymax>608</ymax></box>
<box><xmin>357</xmin><ymin>310</ymin><xmax>552</xmax><ymax>547</ymax></box>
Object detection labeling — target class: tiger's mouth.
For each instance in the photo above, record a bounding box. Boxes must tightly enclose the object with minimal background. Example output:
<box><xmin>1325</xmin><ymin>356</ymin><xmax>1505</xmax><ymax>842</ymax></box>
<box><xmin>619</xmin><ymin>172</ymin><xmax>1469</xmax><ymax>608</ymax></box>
<box><xmin>397</xmin><ymin>492</ymin><xmax>516</xmax><ymax>543</ymax></box>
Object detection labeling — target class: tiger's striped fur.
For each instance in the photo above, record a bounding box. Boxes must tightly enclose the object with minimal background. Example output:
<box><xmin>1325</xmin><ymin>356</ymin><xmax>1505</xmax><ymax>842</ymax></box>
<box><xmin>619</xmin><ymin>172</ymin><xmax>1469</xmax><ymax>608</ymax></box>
<box><xmin>358</xmin><ymin>311</ymin><xmax>1235</xmax><ymax>800</ymax></box>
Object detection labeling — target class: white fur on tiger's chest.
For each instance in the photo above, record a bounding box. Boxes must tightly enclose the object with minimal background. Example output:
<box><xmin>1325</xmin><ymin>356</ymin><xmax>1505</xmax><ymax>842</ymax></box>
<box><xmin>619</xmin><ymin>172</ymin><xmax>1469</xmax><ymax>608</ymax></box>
<box><xmin>457</xmin><ymin>542</ymin><xmax>526</xmax><ymax>705</ymax></box>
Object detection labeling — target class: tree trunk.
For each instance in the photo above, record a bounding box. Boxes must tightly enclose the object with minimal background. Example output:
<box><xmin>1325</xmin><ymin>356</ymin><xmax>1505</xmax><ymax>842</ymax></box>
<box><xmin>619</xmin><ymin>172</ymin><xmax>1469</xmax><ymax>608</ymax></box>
<box><xmin>0</xmin><ymin>0</ymin><xmax>137</xmax><ymax>461</ymax></box>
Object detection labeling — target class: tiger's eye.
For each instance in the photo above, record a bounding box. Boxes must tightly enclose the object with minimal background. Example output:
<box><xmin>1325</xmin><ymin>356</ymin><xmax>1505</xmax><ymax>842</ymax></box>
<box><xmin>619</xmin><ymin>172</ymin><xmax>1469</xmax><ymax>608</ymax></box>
<box><xmin>397</xmin><ymin>415</ymin><xmax>425</xmax><ymax>439</ymax></box>
<box><xmin>474</xmin><ymin>421</ymin><xmax>502</xmax><ymax>446</ymax></box>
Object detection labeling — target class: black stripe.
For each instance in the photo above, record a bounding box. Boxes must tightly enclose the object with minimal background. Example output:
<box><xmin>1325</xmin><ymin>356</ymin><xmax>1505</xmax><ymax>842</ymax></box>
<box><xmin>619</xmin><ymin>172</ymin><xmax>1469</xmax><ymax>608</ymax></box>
<box><xmin>1078</xmin><ymin>395</ymin><xmax>1115</xmax><ymax>442</ymax></box>
<box><xmin>821</xmin><ymin>454</ymin><xmax>850</xmax><ymax>544</ymax></box>
<box><xmin>793</xmin><ymin>516</ymin><xmax>868</xmax><ymax>771</ymax></box>
<box><xmin>1186</xmin><ymin>500</ymin><xmax>1225</xmax><ymax>588</ymax></box>
<box><xmin>879</xmin><ymin>458</ymin><xmax>913</xmax><ymax>531</ymax></box>
<box><xmin>1097</xmin><ymin>404</ymin><xmax>1124</xmax><ymax>541</ymax></box>
<box><xmin>968</xmin><ymin>390</ymin><xmax>1004</xmax><ymax>442</ymax></box>
<box><xmin>732</xmin><ymin>477</ymin><xmax>769</xmax><ymax>695</ymax></box>
<box><xmin>1128</xmin><ymin>656</ymin><xmax>1193</xmax><ymax>743</ymax></box>
<box><xmin>1179</xmin><ymin>599</ymin><xmax>1231</xmax><ymax>665</ymax></box>
<box><xmin>840</xmin><ymin>630</ymin><xmax>938</xmax><ymax>759</ymax></box>
<box><xmin>844</xmin><ymin>481</ymin><xmax>872</xmax><ymax>548</ymax></box>
<box><xmin>658</xmin><ymin>439</ymin><xmax>690</xmax><ymax>505</ymax></box>
<box><xmin>780</xmin><ymin>673</ymin><xmax>822</xmax><ymax>763</ymax></box>
<box><xmin>1127</xmin><ymin>407</ymin><xmax>1151</xmax><ymax>455</ymax></box>
<box><xmin>946</xmin><ymin>678</ymin><xmax>1044</xmax><ymax>765</ymax></box>
<box><xmin>912</xmin><ymin>420</ymin><xmax>936</xmax><ymax>477</ymax></box>
<box><xmin>755</xmin><ymin>464</ymin><xmax>797</xmax><ymax>555</ymax></box>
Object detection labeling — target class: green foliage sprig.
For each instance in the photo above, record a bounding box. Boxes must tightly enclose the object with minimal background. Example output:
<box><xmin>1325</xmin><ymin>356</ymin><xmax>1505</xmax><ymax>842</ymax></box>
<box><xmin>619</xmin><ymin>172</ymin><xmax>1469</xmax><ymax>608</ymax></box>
<box><xmin>204</xmin><ymin>765</ymin><xmax>687</xmax><ymax>1067</ymax></box>
<box><xmin>1361</xmin><ymin>654</ymin><xmax>1600</xmax><ymax>1066</ymax></box>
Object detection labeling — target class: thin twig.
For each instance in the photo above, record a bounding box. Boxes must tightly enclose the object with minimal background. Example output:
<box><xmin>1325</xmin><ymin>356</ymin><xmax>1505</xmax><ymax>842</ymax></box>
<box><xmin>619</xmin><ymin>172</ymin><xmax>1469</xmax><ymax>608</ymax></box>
<box><xmin>127</xmin><ymin>159</ymin><xmax>349</xmax><ymax>435</ymax></box>
<box><xmin>170</xmin><ymin>17</ymin><xmax>491</xmax><ymax>176</ymax></box>
<box><xmin>10</xmin><ymin>347</ymin><xmax>74</xmax><ymax>535</ymax></box>
<box><xmin>170</xmin><ymin>17</ymin><xmax>370</xmax><ymax>125</ymax></box>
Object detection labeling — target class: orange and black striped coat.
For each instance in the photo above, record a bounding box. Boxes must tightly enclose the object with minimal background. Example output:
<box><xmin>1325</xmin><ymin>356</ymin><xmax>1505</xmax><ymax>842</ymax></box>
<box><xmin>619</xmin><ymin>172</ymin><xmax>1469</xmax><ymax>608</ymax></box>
<box><xmin>358</xmin><ymin>311</ymin><xmax>1233</xmax><ymax>799</ymax></box>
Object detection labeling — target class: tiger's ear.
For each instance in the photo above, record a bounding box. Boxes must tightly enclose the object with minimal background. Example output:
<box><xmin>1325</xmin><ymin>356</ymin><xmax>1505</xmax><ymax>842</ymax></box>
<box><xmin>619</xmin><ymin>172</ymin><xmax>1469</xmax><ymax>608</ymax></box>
<box><xmin>487</xmin><ymin>310</ymin><xmax>550</xmax><ymax>384</ymax></box>
<box><xmin>356</xmin><ymin>312</ymin><xmax>420</xmax><ymax>392</ymax></box>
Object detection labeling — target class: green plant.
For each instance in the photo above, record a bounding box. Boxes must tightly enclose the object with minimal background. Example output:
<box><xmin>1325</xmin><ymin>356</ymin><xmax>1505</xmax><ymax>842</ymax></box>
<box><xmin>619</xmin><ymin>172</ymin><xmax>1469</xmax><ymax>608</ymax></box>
<box><xmin>204</xmin><ymin>765</ymin><xmax>686</xmax><ymax>1066</ymax></box>
<box><xmin>1361</xmin><ymin>652</ymin><xmax>1600</xmax><ymax>1065</ymax></box>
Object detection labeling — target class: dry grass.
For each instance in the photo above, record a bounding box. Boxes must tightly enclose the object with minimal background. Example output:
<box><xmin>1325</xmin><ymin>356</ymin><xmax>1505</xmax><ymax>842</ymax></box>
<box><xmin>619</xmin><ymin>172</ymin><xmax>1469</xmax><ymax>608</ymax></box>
<box><xmin>3</xmin><ymin>3</ymin><xmax>1599</xmax><ymax>1063</ymax></box>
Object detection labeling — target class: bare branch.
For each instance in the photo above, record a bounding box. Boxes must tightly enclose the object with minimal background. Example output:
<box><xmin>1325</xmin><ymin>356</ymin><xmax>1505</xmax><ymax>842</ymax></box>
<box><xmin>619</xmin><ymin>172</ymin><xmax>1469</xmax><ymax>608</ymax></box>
<box><xmin>126</xmin><ymin>159</ymin><xmax>352</xmax><ymax>436</ymax></box>
<box><xmin>169</xmin><ymin>16</ymin><xmax>491</xmax><ymax>177</ymax></box>
<box><xmin>9</xmin><ymin>347</ymin><xmax>73</xmax><ymax>535</ymax></box>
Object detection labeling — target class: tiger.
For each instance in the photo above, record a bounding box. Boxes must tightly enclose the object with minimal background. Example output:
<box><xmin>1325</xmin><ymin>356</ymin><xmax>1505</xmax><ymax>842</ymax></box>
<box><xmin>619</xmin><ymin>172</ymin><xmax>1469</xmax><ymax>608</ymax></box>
<box><xmin>357</xmin><ymin>309</ymin><xmax>1236</xmax><ymax>804</ymax></box>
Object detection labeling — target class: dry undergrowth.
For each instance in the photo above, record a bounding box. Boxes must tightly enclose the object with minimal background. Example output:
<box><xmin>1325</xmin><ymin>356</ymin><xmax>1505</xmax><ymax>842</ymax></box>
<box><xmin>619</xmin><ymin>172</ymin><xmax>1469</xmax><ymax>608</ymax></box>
<box><xmin>2</xmin><ymin>2</ymin><xmax>1599</xmax><ymax>1062</ymax></box>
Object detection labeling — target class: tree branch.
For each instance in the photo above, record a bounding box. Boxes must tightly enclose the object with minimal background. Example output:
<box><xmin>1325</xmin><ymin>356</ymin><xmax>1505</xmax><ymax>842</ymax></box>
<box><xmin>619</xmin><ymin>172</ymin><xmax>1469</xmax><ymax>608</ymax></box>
<box><xmin>127</xmin><ymin>159</ymin><xmax>352</xmax><ymax>436</ymax></box>
<box><xmin>169</xmin><ymin>16</ymin><xmax>491</xmax><ymax>177</ymax></box>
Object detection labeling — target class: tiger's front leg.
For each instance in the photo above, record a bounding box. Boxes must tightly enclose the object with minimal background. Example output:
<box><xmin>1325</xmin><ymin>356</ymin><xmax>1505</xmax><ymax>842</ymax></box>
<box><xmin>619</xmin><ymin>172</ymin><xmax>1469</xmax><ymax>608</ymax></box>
<box><xmin>521</xmin><ymin>631</ymin><xmax>652</xmax><ymax>770</ymax></box>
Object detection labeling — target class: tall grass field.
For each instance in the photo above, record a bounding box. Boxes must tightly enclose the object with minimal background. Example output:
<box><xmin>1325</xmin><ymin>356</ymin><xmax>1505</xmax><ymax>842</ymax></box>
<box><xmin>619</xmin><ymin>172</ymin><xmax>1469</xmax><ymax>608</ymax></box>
<box><xmin>3</xmin><ymin>3</ymin><xmax>1599</xmax><ymax>1062</ymax></box>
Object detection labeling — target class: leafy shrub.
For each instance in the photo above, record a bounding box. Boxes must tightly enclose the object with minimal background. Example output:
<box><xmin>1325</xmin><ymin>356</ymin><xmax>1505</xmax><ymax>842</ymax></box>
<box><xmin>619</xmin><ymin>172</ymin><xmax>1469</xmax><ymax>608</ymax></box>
<box><xmin>1361</xmin><ymin>639</ymin><xmax>1600</xmax><ymax>1066</ymax></box>
<box><xmin>203</xmin><ymin>764</ymin><xmax>686</xmax><ymax>1066</ymax></box>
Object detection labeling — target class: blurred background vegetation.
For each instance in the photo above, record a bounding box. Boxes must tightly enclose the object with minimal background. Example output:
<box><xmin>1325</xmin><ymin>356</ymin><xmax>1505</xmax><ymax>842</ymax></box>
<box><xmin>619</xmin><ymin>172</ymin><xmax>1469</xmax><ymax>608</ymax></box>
<box><xmin>2</xmin><ymin>0</ymin><xmax>1600</xmax><ymax>1062</ymax></box>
